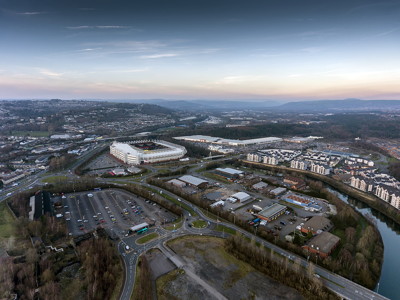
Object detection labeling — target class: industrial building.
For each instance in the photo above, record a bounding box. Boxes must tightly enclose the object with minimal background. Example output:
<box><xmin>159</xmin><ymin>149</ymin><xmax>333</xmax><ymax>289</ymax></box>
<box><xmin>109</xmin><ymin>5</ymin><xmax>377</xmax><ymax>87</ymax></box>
<box><xmin>174</xmin><ymin>135</ymin><xmax>282</xmax><ymax>146</ymax></box>
<box><xmin>167</xmin><ymin>179</ymin><xmax>187</xmax><ymax>188</ymax></box>
<box><xmin>300</xmin><ymin>216</ymin><xmax>333</xmax><ymax>235</ymax></box>
<box><xmin>231</xmin><ymin>192</ymin><xmax>251</xmax><ymax>203</ymax></box>
<box><xmin>178</xmin><ymin>175</ymin><xmax>208</xmax><ymax>188</ymax></box>
<box><xmin>214</xmin><ymin>167</ymin><xmax>244</xmax><ymax>180</ymax></box>
<box><xmin>282</xmin><ymin>193</ymin><xmax>322</xmax><ymax>211</ymax></box>
<box><xmin>270</xmin><ymin>187</ymin><xmax>287</xmax><ymax>196</ymax></box>
<box><xmin>302</xmin><ymin>231</ymin><xmax>340</xmax><ymax>258</ymax></box>
<box><xmin>256</xmin><ymin>203</ymin><xmax>287</xmax><ymax>222</ymax></box>
<box><xmin>252</xmin><ymin>181</ymin><xmax>268</xmax><ymax>190</ymax></box>
<box><xmin>110</xmin><ymin>140</ymin><xmax>186</xmax><ymax>165</ymax></box>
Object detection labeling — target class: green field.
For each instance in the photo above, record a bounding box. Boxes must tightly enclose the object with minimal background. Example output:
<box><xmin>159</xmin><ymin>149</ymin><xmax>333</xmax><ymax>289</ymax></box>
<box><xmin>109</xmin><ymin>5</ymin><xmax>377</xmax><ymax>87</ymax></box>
<box><xmin>42</xmin><ymin>175</ymin><xmax>70</xmax><ymax>184</ymax></box>
<box><xmin>11</xmin><ymin>131</ymin><xmax>50</xmax><ymax>137</ymax></box>
<box><xmin>214</xmin><ymin>224</ymin><xmax>236</xmax><ymax>235</ymax></box>
<box><xmin>0</xmin><ymin>202</ymin><xmax>15</xmax><ymax>243</ymax></box>
<box><xmin>192</xmin><ymin>219</ymin><xmax>207</xmax><ymax>228</ymax></box>
<box><xmin>136</xmin><ymin>232</ymin><xmax>159</xmax><ymax>244</ymax></box>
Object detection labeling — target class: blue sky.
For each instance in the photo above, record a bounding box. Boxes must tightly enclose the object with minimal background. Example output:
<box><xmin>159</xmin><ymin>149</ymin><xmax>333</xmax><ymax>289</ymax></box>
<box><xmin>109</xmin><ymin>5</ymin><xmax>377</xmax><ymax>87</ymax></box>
<box><xmin>1</xmin><ymin>0</ymin><xmax>400</xmax><ymax>100</ymax></box>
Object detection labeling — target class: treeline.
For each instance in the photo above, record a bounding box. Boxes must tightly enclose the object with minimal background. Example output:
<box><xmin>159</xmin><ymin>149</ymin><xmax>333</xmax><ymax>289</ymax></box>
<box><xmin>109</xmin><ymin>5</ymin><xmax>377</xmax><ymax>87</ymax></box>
<box><xmin>48</xmin><ymin>154</ymin><xmax>77</xmax><ymax>172</ymax></box>
<box><xmin>77</xmin><ymin>237</ymin><xmax>122</xmax><ymax>300</ymax></box>
<box><xmin>225</xmin><ymin>235</ymin><xmax>339</xmax><ymax>300</ymax></box>
<box><xmin>132</xmin><ymin>256</ymin><xmax>152</xmax><ymax>300</ymax></box>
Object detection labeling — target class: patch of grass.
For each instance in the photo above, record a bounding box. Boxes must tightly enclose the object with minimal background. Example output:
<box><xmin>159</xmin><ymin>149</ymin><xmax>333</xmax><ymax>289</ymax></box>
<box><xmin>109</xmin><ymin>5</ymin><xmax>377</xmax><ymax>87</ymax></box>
<box><xmin>0</xmin><ymin>202</ymin><xmax>16</xmax><ymax>244</ymax></box>
<box><xmin>42</xmin><ymin>175</ymin><xmax>70</xmax><ymax>184</ymax></box>
<box><xmin>164</xmin><ymin>217</ymin><xmax>183</xmax><ymax>230</ymax></box>
<box><xmin>199</xmin><ymin>208</ymin><xmax>219</xmax><ymax>221</ymax></box>
<box><xmin>214</xmin><ymin>224</ymin><xmax>236</xmax><ymax>235</ymax></box>
<box><xmin>131</xmin><ymin>258</ymin><xmax>142</xmax><ymax>300</ymax></box>
<box><xmin>156</xmin><ymin>268</ymin><xmax>181</xmax><ymax>299</ymax></box>
<box><xmin>136</xmin><ymin>232</ymin><xmax>159</xmax><ymax>244</ymax></box>
<box><xmin>192</xmin><ymin>219</ymin><xmax>207</xmax><ymax>228</ymax></box>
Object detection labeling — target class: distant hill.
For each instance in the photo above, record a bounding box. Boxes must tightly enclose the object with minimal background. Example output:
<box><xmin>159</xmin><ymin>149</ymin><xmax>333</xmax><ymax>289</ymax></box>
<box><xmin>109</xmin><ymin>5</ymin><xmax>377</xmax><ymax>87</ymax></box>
<box><xmin>271</xmin><ymin>99</ymin><xmax>400</xmax><ymax>112</ymax></box>
<box><xmin>124</xmin><ymin>99</ymin><xmax>283</xmax><ymax>111</ymax></box>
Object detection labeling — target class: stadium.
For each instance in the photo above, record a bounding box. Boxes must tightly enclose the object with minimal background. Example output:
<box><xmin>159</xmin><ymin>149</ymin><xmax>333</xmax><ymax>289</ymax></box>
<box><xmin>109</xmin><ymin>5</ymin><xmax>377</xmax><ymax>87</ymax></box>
<box><xmin>110</xmin><ymin>140</ymin><xmax>187</xmax><ymax>165</ymax></box>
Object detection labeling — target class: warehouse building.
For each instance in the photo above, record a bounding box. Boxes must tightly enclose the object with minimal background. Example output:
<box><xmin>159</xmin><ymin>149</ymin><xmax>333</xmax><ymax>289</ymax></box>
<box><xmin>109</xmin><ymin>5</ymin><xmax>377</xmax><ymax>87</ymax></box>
<box><xmin>167</xmin><ymin>179</ymin><xmax>187</xmax><ymax>188</ymax></box>
<box><xmin>214</xmin><ymin>167</ymin><xmax>244</xmax><ymax>180</ymax></box>
<box><xmin>231</xmin><ymin>192</ymin><xmax>251</xmax><ymax>203</ymax></box>
<box><xmin>256</xmin><ymin>203</ymin><xmax>287</xmax><ymax>222</ymax></box>
<box><xmin>302</xmin><ymin>231</ymin><xmax>340</xmax><ymax>258</ymax></box>
<box><xmin>110</xmin><ymin>140</ymin><xmax>186</xmax><ymax>165</ymax></box>
<box><xmin>300</xmin><ymin>216</ymin><xmax>333</xmax><ymax>235</ymax></box>
<box><xmin>178</xmin><ymin>175</ymin><xmax>208</xmax><ymax>189</ymax></box>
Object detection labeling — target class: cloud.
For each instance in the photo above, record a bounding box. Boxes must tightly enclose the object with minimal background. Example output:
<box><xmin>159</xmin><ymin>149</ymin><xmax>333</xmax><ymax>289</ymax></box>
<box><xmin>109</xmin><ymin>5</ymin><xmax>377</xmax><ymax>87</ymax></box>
<box><xmin>108</xmin><ymin>68</ymin><xmax>148</xmax><ymax>73</ymax></box>
<box><xmin>38</xmin><ymin>69</ymin><xmax>64</xmax><ymax>77</ymax></box>
<box><xmin>300</xmin><ymin>47</ymin><xmax>323</xmax><ymax>53</ymax></box>
<box><xmin>17</xmin><ymin>11</ymin><xmax>46</xmax><ymax>15</ymax></box>
<box><xmin>66</xmin><ymin>25</ymin><xmax>130</xmax><ymax>30</ymax></box>
<box><xmin>215</xmin><ymin>75</ymin><xmax>267</xmax><ymax>85</ymax></box>
<box><xmin>140</xmin><ymin>53</ymin><xmax>179</xmax><ymax>59</ymax></box>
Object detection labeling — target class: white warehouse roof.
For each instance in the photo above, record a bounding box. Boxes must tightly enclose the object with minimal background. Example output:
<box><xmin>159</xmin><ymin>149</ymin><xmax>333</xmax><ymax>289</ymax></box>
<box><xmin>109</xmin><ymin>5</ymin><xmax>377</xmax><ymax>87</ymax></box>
<box><xmin>216</xmin><ymin>167</ymin><xmax>244</xmax><ymax>175</ymax></box>
<box><xmin>179</xmin><ymin>175</ymin><xmax>208</xmax><ymax>186</ymax></box>
<box><xmin>231</xmin><ymin>192</ymin><xmax>251</xmax><ymax>201</ymax></box>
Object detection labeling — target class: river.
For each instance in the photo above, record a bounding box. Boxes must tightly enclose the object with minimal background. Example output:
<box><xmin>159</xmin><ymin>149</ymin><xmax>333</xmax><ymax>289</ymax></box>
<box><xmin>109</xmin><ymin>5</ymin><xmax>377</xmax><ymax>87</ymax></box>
<box><xmin>328</xmin><ymin>188</ymin><xmax>400</xmax><ymax>300</ymax></box>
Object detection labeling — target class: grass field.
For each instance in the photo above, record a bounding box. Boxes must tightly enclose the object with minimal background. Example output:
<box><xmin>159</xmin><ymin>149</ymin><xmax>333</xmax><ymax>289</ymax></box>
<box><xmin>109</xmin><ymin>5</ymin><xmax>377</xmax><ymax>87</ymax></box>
<box><xmin>11</xmin><ymin>130</ymin><xmax>50</xmax><ymax>137</ymax></box>
<box><xmin>136</xmin><ymin>232</ymin><xmax>159</xmax><ymax>244</ymax></box>
<box><xmin>42</xmin><ymin>175</ymin><xmax>70</xmax><ymax>184</ymax></box>
<box><xmin>192</xmin><ymin>219</ymin><xmax>207</xmax><ymax>228</ymax></box>
<box><xmin>164</xmin><ymin>217</ymin><xmax>183</xmax><ymax>230</ymax></box>
<box><xmin>214</xmin><ymin>224</ymin><xmax>236</xmax><ymax>235</ymax></box>
<box><xmin>0</xmin><ymin>202</ymin><xmax>15</xmax><ymax>243</ymax></box>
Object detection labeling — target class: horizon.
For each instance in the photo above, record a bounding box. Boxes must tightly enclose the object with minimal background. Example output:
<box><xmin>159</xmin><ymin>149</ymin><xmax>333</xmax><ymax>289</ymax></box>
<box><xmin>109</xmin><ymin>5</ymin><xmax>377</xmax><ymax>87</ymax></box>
<box><xmin>1</xmin><ymin>0</ymin><xmax>400</xmax><ymax>100</ymax></box>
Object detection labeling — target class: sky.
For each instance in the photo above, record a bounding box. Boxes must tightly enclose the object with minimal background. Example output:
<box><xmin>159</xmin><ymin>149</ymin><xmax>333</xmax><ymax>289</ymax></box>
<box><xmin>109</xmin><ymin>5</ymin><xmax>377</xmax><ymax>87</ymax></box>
<box><xmin>1</xmin><ymin>0</ymin><xmax>400</xmax><ymax>101</ymax></box>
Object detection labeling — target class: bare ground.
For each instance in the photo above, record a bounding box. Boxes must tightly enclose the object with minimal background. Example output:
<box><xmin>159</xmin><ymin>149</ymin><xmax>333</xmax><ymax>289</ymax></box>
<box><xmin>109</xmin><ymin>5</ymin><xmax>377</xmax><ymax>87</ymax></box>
<box><xmin>157</xmin><ymin>236</ymin><xmax>303</xmax><ymax>300</ymax></box>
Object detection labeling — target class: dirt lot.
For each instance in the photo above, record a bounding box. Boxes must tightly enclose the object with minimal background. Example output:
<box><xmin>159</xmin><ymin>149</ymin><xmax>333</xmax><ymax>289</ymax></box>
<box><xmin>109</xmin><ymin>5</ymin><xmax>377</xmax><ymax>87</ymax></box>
<box><xmin>158</xmin><ymin>236</ymin><xmax>303</xmax><ymax>300</ymax></box>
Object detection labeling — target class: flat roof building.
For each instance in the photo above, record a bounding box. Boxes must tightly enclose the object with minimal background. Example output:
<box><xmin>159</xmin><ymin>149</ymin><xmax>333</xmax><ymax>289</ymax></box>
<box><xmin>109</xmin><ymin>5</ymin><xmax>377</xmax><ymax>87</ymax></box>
<box><xmin>256</xmin><ymin>203</ymin><xmax>287</xmax><ymax>222</ymax></box>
